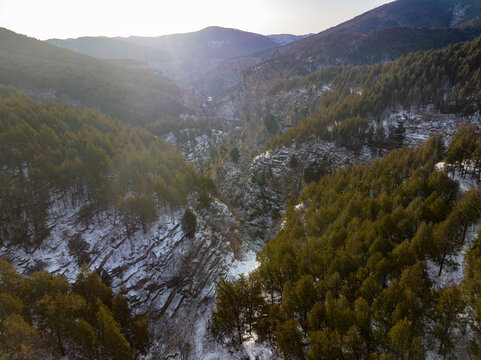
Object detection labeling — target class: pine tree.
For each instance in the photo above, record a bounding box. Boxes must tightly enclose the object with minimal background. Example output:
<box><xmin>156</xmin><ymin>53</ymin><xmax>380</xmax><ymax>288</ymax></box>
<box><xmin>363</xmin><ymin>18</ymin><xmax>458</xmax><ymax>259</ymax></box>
<box><xmin>96</xmin><ymin>304</ymin><xmax>132</xmax><ymax>360</ymax></box>
<box><xmin>307</xmin><ymin>328</ymin><xmax>342</xmax><ymax>360</ymax></box>
<box><xmin>182</xmin><ymin>208</ymin><xmax>197</xmax><ymax>238</ymax></box>
<box><xmin>276</xmin><ymin>319</ymin><xmax>306</xmax><ymax>360</ymax></box>
<box><xmin>431</xmin><ymin>285</ymin><xmax>465</xmax><ymax>360</ymax></box>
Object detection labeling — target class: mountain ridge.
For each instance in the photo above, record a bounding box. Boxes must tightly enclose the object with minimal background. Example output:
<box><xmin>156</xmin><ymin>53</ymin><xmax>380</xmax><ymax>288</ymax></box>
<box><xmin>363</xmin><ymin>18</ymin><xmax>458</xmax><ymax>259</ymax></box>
<box><xmin>48</xmin><ymin>26</ymin><xmax>286</xmax><ymax>87</ymax></box>
<box><xmin>199</xmin><ymin>0</ymin><xmax>481</xmax><ymax>98</ymax></box>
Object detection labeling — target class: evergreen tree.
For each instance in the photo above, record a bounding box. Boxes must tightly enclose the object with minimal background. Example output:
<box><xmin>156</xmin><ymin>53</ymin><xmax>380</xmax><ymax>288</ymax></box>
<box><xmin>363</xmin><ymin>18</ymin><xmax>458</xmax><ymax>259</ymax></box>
<box><xmin>182</xmin><ymin>208</ymin><xmax>197</xmax><ymax>238</ymax></box>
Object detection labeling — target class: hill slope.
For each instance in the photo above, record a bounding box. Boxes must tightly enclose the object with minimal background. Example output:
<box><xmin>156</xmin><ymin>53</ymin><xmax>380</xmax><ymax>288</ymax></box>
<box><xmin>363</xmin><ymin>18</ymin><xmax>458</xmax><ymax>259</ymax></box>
<box><xmin>48</xmin><ymin>36</ymin><xmax>175</xmax><ymax>64</ymax></box>
<box><xmin>0</xmin><ymin>85</ymin><xmax>245</xmax><ymax>358</ymax></box>
<box><xmin>267</xmin><ymin>33</ymin><xmax>313</xmax><ymax>46</ymax></box>
<box><xmin>253</xmin><ymin>0</ymin><xmax>481</xmax><ymax>76</ymax></box>
<box><xmin>121</xmin><ymin>26</ymin><xmax>278</xmax><ymax>66</ymax></box>
<box><xmin>212</xmin><ymin>137</ymin><xmax>481</xmax><ymax>359</ymax></box>
<box><xmin>0</xmin><ymin>28</ymin><xmax>186</xmax><ymax>125</ymax></box>
<box><xmin>202</xmin><ymin>0</ymin><xmax>481</xmax><ymax>97</ymax></box>
<box><xmin>332</xmin><ymin>0</ymin><xmax>481</xmax><ymax>33</ymax></box>
<box><xmin>0</xmin><ymin>84</ymin><xmax>211</xmax><ymax>248</ymax></box>
<box><xmin>269</xmin><ymin>35</ymin><xmax>481</xmax><ymax>149</ymax></box>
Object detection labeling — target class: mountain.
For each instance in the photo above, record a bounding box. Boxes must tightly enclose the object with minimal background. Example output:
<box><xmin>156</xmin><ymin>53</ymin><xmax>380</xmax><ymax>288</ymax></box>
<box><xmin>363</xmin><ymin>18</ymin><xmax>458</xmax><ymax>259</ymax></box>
<box><xmin>4</xmin><ymin>0</ymin><xmax>481</xmax><ymax>358</ymax></box>
<box><xmin>266</xmin><ymin>35</ymin><xmax>481</xmax><ymax>150</ymax></box>
<box><xmin>255</xmin><ymin>0</ymin><xmax>481</xmax><ymax>76</ymax></box>
<box><xmin>332</xmin><ymin>0</ymin><xmax>481</xmax><ymax>33</ymax></box>
<box><xmin>246</xmin><ymin>26</ymin><xmax>481</xmax><ymax>80</ymax></box>
<box><xmin>122</xmin><ymin>26</ymin><xmax>278</xmax><ymax>64</ymax></box>
<box><xmin>0</xmin><ymin>84</ymin><xmax>214</xmax><ymax>248</ymax></box>
<box><xmin>0</xmin><ymin>28</ymin><xmax>186</xmax><ymax>125</ymax></box>
<box><xmin>185</xmin><ymin>34</ymin><xmax>481</xmax><ymax>289</ymax></box>
<box><xmin>47</xmin><ymin>36</ymin><xmax>196</xmax><ymax>90</ymax></box>
<box><xmin>49</xmin><ymin>27</ymin><xmax>281</xmax><ymax>87</ymax></box>
<box><xmin>201</xmin><ymin>25</ymin><xmax>481</xmax><ymax>98</ymax></box>
<box><xmin>267</xmin><ymin>33</ymin><xmax>313</xmax><ymax>46</ymax></box>
<box><xmin>200</xmin><ymin>0</ymin><xmax>481</xmax><ymax>98</ymax></box>
<box><xmin>201</xmin><ymin>18</ymin><xmax>481</xmax><ymax>358</ymax></box>
<box><xmin>218</xmin><ymin>33</ymin><xmax>481</xmax><ymax>165</ymax></box>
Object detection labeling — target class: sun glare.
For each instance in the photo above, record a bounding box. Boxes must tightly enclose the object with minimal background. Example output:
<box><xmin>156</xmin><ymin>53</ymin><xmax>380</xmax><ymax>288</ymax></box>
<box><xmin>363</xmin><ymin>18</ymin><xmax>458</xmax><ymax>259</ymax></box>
<box><xmin>1</xmin><ymin>0</ymin><xmax>390</xmax><ymax>39</ymax></box>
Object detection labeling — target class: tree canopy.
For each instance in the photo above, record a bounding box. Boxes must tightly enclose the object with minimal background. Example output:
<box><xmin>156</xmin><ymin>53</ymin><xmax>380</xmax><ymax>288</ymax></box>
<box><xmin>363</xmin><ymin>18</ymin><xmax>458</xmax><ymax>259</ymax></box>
<box><xmin>212</xmin><ymin>137</ymin><xmax>481</xmax><ymax>359</ymax></box>
<box><xmin>0</xmin><ymin>86</ymin><xmax>216</xmax><ymax>247</ymax></box>
<box><xmin>0</xmin><ymin>260</ymin><xmax>149</xmax><ymax>359</ymax></box>
<box><xmin>270</xmin><ymin>36</ymin><xmax>481</xmax><ymax>150</ymax></box>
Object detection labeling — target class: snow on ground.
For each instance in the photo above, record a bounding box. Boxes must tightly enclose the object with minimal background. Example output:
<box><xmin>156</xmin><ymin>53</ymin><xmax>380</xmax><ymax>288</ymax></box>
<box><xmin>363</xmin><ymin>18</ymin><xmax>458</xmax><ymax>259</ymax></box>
<box><xmin>243</xmin><ymin>335</ymin><xmax>279</xmax><ymax>360</ymax></box>
<box><xmin>436</xmin><ymin>161</ymin><xmax>480</xmax><ymax>192</ymax></box>
<box><xmin>192</xmin><ymin>300</ymin><xmax>277</xmax><ymax>360</ymax></box>
<box><xmin>384</xmin><ymin>107</ymin><xmax>480</xmax><ymax>148</ymax></box>
<box><xmin>453</xmin><ymin>170</ymin><xmax>479</xmax><ymax>193</ymax></box>
<box><xmin>165</xmin><ymin>128</ymin><xmax>231</xmax><ymax>175</ymax></box>
<box><xmin>227</xmin><ymin>250</ymin><xmax>260</xmax><ymax>280</ymax></box>
<box><xmin>295</xmin><ymin>203</ymin><xmax>305</xmax><ymax>211</ymax></box>
<box><xmin>427</xmin><ymin>162</ymin><xmax>480</xmax><ymax>288</ymax></box>
<box><xmin>451</xmin><ymin>4</ymin><xmax>467</xmax><ymax>27</ymax></box>
<box><xmin>0</xmin><ymin>193</ymin><xmax>247</xmax><ymax>358</ymax></box>
<box><xmin>427</xmin><ymin>239</ymin><xmax>471</xmax><ymax>289</ymax></box>
<box><xmin>252</xmin><ymin>150</ymin><xmax>272</xmax><ymax>164</ymax></box>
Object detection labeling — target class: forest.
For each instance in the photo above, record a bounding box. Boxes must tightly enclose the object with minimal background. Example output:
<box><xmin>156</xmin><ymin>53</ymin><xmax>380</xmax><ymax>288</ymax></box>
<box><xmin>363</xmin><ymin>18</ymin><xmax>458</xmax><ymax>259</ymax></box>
<box><xmin>269</xmin><ymin>36</ymin><xmax>481</xmax><ymax>150</ymax></box>
<box><xmin>0</xmin><ymin>85</ymin><xmax>216</xmax><ymax>249</ymax></box>
<box><xmin>0</xmin><ymin>260</ymin><xmax>149</xmax><ymax>359</ymax></box>
<box><xmin>212</xmin><ymin>132</ymin><xmax>481</xmax><ymax>359</ymax></box>
<box><xmin>3</xmin><ymin>1</ymin><xmax>481</xmax><ymax>358</ymax></box>
<box><xmin>0</xmin><ymin>28</ymin><xmax>186</xmax><ymax>126</ymax></box>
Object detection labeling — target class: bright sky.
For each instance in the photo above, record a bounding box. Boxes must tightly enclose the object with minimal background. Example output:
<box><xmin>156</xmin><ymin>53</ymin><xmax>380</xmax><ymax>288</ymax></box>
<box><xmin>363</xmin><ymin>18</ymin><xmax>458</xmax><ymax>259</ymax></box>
<box><xmin>1</xmin><ymin>0</ymin><xmax>392</xmax><ymax>40</ymax></box>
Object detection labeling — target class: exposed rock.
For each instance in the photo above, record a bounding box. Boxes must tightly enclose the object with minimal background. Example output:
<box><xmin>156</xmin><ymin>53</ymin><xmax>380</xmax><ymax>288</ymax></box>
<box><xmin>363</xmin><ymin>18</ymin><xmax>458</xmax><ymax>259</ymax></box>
<box><xmin>0</xmin><ymin>193</ymin><xmax>243</xmax><ymax>355</ymax></box>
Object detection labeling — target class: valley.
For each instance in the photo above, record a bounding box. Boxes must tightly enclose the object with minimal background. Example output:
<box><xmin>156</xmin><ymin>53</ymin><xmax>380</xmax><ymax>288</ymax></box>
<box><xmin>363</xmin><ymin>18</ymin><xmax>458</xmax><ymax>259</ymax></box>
<box><xmin>2</xmin><ymin>0</ymin><xmax>481</xmax><ymax>358</ymax></box>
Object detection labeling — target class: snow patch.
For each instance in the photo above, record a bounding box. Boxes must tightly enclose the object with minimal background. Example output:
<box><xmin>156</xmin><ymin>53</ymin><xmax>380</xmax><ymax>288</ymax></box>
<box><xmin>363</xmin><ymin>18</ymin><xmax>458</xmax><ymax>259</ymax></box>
<box><xmin>383</xmin><ymin>107</ymin><xmax>479</xmax><ymax>149</ymax></box>
<box><xmin>243</xmin><ymin>335</ymin><xmax>278</xmax><ymax>360</ymax></box>
<box><xmin>253</xmin><ymin>150</ymin><xmax>272</xmax><ymax>164</ymax></box>
<box><xmin>451</xmin><ymin>4</ymin><xmax>467</xmax><ymax>27</ymax></box>
<box><xmin>228</xmin><ymin>250</ymin><xmax>260</xmax><ymax>280</ymax></box>
<box><xmin>295</xmin><ymin>203</ymin><xmax>305</xmax><ymax>211</ymax></box>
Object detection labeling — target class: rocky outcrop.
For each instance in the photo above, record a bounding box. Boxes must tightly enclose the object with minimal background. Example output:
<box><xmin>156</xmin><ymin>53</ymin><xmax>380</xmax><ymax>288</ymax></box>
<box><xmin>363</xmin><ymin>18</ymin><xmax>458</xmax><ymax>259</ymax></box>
<box><xmin>0</xmin><ymin>193</ymin><xmax>242</xmax><ymax>354</ymax></box>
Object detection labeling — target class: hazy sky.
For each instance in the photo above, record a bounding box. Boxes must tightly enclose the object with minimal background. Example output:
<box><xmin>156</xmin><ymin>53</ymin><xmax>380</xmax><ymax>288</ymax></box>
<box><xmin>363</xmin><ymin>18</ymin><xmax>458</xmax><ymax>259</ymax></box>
<box><xmin>1</xmin><ymin>0</ymin><xmax>392</xmax><ymax>40</ymax></box>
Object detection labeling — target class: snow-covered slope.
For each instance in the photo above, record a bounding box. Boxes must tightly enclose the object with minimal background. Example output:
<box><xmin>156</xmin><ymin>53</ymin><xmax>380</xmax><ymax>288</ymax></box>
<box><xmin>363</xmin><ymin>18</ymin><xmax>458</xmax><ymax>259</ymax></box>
<box><xmin>0</xmin><ymin>192</ymin><xmax>249</xmax><ymax>357</ymax></box>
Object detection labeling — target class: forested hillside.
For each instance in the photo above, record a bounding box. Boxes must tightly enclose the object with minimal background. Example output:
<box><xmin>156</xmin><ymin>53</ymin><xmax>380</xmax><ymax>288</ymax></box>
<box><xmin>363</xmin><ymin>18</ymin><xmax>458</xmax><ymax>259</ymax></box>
<box><xmin>48</xmin><ymin>36</ymin><xmax>175</xmax><ymax>64</ymax></box>
<box><xmin>332</xmin><ymin>0</ymin><xmax>481</xmax><ymax>33</ymax></box>
<box><xmin>0</xmin><ymin>28</ymin><xmax>186</xmax><ymax>125</ymax></box>
<box><xmin>212</xmin><ymin>135</ymin><xmax>481</xmax><ymax>359</ymax></box>
<box><xmin>243</xmin><ymin>25</ymin><xmax>481</xmax><ymax>86</ymax></box>
<box><xmin>269</xmin><ymin>35</ymin><xmax>481</xmax><ymax>150</ymax></box>
<box><xmin>3</xmin><ymin>0</ymin><xmax>481</xmax><ymax>358</ymax></box>
<box><xmin>211</xmin><ymin>0</ymin><xmax>481</xmax><ymax>110</ymax></box>
<box><xmin>0</xmin><ymin>85</ymin><xmax>215</xmax><ymax>249</ymax></box>
<box><xmin>200</xmin><ymin>26</ymin><xmax>481</xmax><ymax>98</ymax></box>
